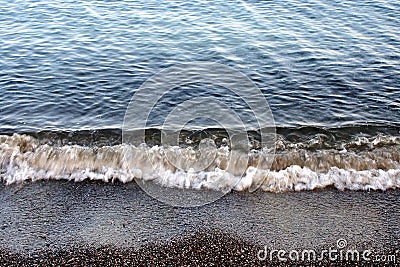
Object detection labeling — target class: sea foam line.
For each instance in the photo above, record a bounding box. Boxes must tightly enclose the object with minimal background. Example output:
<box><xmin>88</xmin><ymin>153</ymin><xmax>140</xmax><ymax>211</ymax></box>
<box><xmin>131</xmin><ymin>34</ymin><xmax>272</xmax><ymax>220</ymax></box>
<box><xmin>1</xmin><ymin>134</ymin><xmax>400</xmax><ymax>192</ymax></box>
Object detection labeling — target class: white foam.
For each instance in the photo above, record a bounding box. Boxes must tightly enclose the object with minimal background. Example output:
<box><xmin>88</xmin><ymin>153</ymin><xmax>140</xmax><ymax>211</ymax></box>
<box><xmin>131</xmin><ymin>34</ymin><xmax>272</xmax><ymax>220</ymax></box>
<box><xmin>1</xmin><ymin>134</ymin><xmax>400</xmax><ymax>193</ymax></box>
<box><xmin>3</xmin><ymin>159</ymin><xmax>400</xmax><ymax>193</ymax></box>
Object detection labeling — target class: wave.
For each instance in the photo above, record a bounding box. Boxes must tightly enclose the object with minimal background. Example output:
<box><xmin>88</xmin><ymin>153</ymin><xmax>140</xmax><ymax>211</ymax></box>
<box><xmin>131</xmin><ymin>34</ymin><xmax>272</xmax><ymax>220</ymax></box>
<box><xmin>1</xmin><ymin>132</ymin><xmax>400</xmax><ymax>193</ymax></box>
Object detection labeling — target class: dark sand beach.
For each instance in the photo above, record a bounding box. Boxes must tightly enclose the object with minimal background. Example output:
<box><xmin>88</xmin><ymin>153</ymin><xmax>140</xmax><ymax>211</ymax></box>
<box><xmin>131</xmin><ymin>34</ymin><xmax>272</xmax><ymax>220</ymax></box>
<box><xmin>0</xmin><ymin>181</ymin><xmax>399</xmax><ymax>266</ymax></box>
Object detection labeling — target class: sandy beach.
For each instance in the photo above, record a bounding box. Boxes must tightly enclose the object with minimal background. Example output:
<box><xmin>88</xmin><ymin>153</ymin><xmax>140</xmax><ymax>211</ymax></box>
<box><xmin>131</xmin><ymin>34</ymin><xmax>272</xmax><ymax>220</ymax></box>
<box><xmin>0</xmin><ymin>181</ymin><xmax>399</xmax><ymax>266</ymax></box>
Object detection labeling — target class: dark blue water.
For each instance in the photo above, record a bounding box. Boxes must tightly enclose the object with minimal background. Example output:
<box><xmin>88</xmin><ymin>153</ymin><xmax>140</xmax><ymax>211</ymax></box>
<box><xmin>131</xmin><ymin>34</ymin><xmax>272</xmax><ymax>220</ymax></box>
<box><xmin>0</xmin><ymin>0</ymin><xmax>399</xmax><ymax>132</ymax></box>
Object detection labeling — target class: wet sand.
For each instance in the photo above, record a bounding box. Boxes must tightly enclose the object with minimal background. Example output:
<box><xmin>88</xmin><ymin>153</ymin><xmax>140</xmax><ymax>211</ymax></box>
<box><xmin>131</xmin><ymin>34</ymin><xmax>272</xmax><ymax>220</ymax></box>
<box><xmin>0</xmin><ymin>181</ymin><xmax>399</xmax><ymax>266</ymax></box>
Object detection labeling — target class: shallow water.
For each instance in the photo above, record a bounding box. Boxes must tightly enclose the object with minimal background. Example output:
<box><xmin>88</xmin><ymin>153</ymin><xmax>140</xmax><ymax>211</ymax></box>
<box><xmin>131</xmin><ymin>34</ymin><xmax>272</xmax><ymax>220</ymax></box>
<box><xmin>0</xmin><ymin>0</ymin><xmax>399</xmax><ymax>131</ymax></box>
<box><xmin>1</xmin><ymin>1</ymin><xmax>400</xmax><ymax>196</ymax></box>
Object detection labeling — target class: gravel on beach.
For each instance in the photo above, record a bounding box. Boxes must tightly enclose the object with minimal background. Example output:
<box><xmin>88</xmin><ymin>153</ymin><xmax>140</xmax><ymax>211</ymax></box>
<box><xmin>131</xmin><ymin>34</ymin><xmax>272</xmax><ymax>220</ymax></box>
<box><xmin>0</xmin><ymin>230</ymin><xmax>390</xmax><ymax>267</ymax></box>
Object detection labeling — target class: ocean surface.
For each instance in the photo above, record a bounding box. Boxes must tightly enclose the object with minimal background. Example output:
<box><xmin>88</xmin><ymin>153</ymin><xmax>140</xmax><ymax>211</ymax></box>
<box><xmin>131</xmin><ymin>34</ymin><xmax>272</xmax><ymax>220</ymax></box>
<box><xmin>1</xmin><ymin>0</ymin><xmax>400</xmax><ymax>200</ymax></box>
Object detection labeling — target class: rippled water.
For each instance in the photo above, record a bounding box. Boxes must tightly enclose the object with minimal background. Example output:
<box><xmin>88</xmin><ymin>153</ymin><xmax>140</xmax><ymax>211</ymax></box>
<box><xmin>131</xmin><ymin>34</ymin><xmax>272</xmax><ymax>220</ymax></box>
<box><xmin>1</xmin><ymin>1</ymin><xmax>400</xmax><ymax>199</ymax></box>
<box><xmin>0</xmin><ymin>0</ymin><xmax>399</xmax><ymax>132</ymax></box>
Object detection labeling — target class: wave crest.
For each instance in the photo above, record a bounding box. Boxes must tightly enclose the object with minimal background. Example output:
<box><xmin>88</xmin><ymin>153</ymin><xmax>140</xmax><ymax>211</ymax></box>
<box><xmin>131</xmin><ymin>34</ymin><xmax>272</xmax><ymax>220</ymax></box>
<box><xmin>1</xmin><ymin>133</ymin><xmax>400</xmax><ymax>192</ymax></box>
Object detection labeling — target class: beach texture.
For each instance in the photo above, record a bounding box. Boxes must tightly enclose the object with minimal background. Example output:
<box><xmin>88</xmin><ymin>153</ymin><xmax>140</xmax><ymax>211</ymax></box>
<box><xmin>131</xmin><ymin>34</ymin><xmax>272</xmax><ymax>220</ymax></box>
<box><xmin>1</xmin><ymin>181</ymin><xmax>399</xmax><ymax>266</ymax></box>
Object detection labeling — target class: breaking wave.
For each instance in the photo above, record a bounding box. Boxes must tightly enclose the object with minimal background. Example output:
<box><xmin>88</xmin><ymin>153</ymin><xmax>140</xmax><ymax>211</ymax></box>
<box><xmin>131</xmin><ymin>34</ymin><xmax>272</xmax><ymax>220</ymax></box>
<box><xmin>1</xmin><ymin>130</ymin><xmax>400</xmax><ymax>193</ymax></box>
